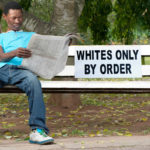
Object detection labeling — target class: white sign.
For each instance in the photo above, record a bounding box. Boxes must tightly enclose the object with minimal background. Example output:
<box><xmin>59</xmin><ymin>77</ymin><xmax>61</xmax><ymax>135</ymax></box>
<box><xmin>74</xmin><ymin>45</ymin><xmax>142</xmax><ymax>78</ymax></box>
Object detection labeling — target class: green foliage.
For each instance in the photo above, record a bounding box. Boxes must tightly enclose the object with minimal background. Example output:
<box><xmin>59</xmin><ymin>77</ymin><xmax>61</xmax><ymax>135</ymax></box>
<box><xmin>19</xmin><ymin>0</ymin><xmax>32</xmax><ymax>11</ymax></box>
<box><xmin>29</xmin><ymin>0</ymin><xmax>53</xmax><ymax>22</ymax></box>
<box><xmin>0</xmin><ymin>18</ymin><xmax>8</xmax><ymax>32</ymax></box>
<box><xmin>0</xmin><ymin>9</ymin><xmax>2</xmax><ymax>20</ymax></box>
<box><xmin>17</xmin><ymin>0</ymin><xmax>53</xmax><ymax>22</ymax></box>
<box><xmin>78</xmin><ymin>0</ymin><xmax>112</xmax><ymax>44</ymax></box>
<box><xmin>138</xmin><ymin>0</ymin><xmax>150</xmax><ymax>36</ymax></box>
<box><xmin>112</xmin><ymin>0</ymin><xmax>150</xmax><ymax>44</ymax></box>
<box><xmin>79</xmin><ymin>0</ymin><xmax>150</xmax><ymax>44</ymax></box>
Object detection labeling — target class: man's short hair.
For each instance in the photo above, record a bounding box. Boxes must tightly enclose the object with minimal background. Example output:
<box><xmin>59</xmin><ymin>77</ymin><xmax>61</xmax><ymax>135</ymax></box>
<box><xmin>3</xmin><ymin>1</ymin><xmax>22</xmax><ymax>15</ymax></box>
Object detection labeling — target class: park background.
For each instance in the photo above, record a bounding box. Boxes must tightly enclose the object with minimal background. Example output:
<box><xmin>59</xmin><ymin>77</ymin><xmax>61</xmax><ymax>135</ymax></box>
<box><xmin>1</xmin><ymin>0</ymin><xmax>150</xmax><ymax>140</ymax></box>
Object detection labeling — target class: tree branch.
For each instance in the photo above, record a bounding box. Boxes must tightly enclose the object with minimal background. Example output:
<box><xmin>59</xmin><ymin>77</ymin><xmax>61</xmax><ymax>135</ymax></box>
<box><xmin>22</xmin><ymin>11</ymin><xmax>51</xmax><ymax>34</ymax></box>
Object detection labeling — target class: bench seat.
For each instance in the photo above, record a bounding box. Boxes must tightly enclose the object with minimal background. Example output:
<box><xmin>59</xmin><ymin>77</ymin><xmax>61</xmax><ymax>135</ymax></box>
<box><xmin>2</xmin><ymin>80</ymin><xmax>150</xmax><ymax>93</ymax></box>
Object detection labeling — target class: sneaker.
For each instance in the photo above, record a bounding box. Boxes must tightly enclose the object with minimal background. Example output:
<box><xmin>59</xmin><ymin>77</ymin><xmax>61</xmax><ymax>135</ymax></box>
<box><xmin>29</xmin><ymin>129</ymin><xmax>54</xmax><ymax>145</ymax></box>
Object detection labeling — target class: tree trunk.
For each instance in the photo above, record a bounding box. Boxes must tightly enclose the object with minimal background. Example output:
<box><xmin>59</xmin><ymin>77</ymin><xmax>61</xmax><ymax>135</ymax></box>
<box><xmin>49</xmin><ymin>0</ymin><xmax>85</xmax><ymax>35</ymax></box>
<box><xmin>49</xmin><ymin>0</ymin><xmax>85</xmax><ymax>108</ymax></box>
<box><xmin>23</xmin><ymin>11</ymin><xmax>51</xmax><ymax>34</ymax></box>
<box><xmin>0</xmin><ymin>0</ymin><xmax>10</xmax><ymax>9</ymax></box>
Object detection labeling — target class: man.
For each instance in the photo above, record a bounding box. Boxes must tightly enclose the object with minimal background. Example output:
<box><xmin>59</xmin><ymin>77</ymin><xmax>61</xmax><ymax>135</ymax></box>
<box><xmin>0</xmin><ymin>1</ymin><xmax>54</xmax><ymax>145</ymax></box>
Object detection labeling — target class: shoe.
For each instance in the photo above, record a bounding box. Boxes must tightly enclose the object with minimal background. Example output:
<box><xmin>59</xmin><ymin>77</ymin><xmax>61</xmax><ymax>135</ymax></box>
<box><xmin>29</xmin><ymin>128</ymin><xmax>54</xmax><ymax>145</ymax></box>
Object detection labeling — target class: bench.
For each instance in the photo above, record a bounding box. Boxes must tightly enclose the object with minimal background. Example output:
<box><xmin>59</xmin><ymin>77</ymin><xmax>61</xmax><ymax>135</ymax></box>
<box><xmin>1</xmin><ymin>45</ymin><xmax>150</xmax><ymax>94</ymax></box>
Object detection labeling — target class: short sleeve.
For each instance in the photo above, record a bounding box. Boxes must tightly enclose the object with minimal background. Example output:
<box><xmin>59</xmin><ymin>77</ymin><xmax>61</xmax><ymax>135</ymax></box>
<box><xmin>0</xmin><ymin>34</ymin><xmax>3</xmax><ymax>47</ymax></box>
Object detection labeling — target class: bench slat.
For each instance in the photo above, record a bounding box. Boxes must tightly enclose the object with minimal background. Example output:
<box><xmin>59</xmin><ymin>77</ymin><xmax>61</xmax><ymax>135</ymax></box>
<box><xmin>142</xmin><ymin>65</ymin><xmax>150</xmax><ymax>76</ymax></box>
<box><xmin>57</xmin><ymin>66</ymin><xmax>74</xmax><ymax>76</ymax></box>
<box><xmin>41</xmin><ymin>81</ymin><xmax>150</xmax><ymax>88</ymax></box>
<box><xmin>139</xmin><ymin>45</ymin><xmax>150</xmax><ymax>56</ymax></box>
<box><xmin>2</xmin><ymin>81</ymin><xmax>150</xmax><ymax>93</ymax></box>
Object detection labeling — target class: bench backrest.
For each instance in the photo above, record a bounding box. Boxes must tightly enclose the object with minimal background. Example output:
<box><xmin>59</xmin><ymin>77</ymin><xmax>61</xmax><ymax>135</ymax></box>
<box><xmin>56</xmin><ymin>45</ymin><xmax>150</xmax><ymax>77</ymax></box>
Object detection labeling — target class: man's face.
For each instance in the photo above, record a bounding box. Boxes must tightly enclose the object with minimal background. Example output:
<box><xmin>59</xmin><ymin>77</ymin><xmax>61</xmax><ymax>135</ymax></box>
<box><xmin>3</xmin><ymin>9</ymin><xmax>23</xmax><ymax>31</ymax></box>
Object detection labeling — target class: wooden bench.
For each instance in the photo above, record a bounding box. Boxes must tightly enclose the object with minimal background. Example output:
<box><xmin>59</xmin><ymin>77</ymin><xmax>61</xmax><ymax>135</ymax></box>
<box><xmin>1</xmin><ymin>45</ymin><xmax>150</xmax><ymax>94</ymax></box>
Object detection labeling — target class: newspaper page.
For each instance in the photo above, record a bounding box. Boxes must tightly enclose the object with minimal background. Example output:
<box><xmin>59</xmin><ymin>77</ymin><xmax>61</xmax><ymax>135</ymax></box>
<box><xmin>21</xmin><ymin>34</ymin><xmax>73</xmax><ymax>79</ymax></box>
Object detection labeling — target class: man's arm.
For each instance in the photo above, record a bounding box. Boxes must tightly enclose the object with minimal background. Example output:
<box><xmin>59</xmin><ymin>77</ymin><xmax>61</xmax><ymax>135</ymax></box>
<box><xmin>0</xmin><ymin>46</ymin><xmax>32</xmax><ymax>62</ymax></box>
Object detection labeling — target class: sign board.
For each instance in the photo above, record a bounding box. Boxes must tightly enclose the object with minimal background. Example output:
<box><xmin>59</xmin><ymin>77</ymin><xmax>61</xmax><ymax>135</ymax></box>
<box><xmin>74</xmin><ymin>45</ymin><xmax>142</xmax><ymax>78</ymax></box>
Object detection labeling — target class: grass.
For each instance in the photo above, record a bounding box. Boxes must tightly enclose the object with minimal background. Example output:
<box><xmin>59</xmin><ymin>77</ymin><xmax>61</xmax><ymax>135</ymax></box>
<box><xmin>81</xmin><ymin>93</ymin><xmax>150</xmax><ymax>107</ymax></box>
<box><xmin>1</xmin><ymin>92</ymin><xmax>150</xmax><ymax>140</ymax></box>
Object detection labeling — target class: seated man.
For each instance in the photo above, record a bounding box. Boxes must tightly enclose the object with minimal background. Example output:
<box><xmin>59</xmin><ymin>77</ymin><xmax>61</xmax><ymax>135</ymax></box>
<box><xmin>0</xmin><ymin>1</ymin><xmax>54</xmax><ymax>144</ymax></box>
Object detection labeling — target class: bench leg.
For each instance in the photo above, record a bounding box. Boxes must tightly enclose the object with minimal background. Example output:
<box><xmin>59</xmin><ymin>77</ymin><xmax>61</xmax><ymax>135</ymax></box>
<box><xmin>49</xmin><ymin>93</ymin><xmax>81</xmax><ymax>109</ymax></box>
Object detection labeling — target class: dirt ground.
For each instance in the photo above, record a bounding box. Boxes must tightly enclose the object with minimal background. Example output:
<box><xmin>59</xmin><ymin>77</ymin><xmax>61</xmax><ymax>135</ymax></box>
<box><xmin>1</xmin><ymin>93</ymin><xmax>150</xmax><ymax>140</ymax></box>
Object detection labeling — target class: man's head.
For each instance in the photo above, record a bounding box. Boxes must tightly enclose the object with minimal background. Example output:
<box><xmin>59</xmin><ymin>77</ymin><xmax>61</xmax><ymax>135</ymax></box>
<box><xmin>3</xmin><ymin>1</ymin><xmax>23</xmax><ymax>31</ymax></box>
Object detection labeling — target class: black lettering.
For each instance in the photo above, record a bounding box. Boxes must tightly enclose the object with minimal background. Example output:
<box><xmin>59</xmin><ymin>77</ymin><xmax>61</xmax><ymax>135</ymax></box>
<box><xmin>91</xmin><ymin>64</ymin><xmax>96</xmax><ymax>74</ymax></box>
<box><xmin>92</xmin><ymin>50</ymin><xmax>95</xmax><ymax>60</ymax></box>
<box><xmin>95</xmin><ymin>50</ymin><xmax>100</xmax><ymax>60</ymax></box>
<box><xmin>122</xmin><ymin>50</ymin><xmax>128</xmax><ymax>60</ymax></box>
<box><xmin>85</xmin><ymin>50</ymin><xmax>92</xmax><ymax>60</ymax></box>
<box><xmin>129</xmin><ymin>50</ymin><xmax>134</xmax><ymax>60</ymax></box>
<box><xmin>85</xmin><ymin>64</ymin><xmax>90</xmax><ymax>74</ymax></box>
<box><xmin>107</xmin><ymin>50</ymin><xmax>112</xmax><ymax>60</ymax></box>
<box><xmin>133</xmin><ymin>50</ymin><xmax>139</xmax><ymax>60</ymax></box>
<box><xmin>107</xmin><ymin>64</ymin><xmax>113</xmax><ymax>74</ymax></box>
<box><xmin>100</xmin><ymin>64</ymin><xmax>106</xmax><ymax>74</ymax></box>
<box><xmin>101</xmin><ymin>50</ymin><xmax>106</xmax><ymax>60</ymax></box>
<box><xmin>114</xmin><ymin>64</ymin><xmax>119</xmax><ymax>74</ymax></box>
<box><xmin>77</xmin><ymin>50</ymin><xmax>85</xmax><ymax>60</ymax></box>
<box><xmin>126</xmin><ymin>64</ymin><xmax>132</xmax><ymax>74</ymax></box>
<box><xmin>120</xmin><ymin>64</ymin><xmax>125</xmax><ymax>74</ymax></box>
<box><xmin>116</xmin><ymin>50</ymin><xmax>122</xmax><ymax>60</ymax></box>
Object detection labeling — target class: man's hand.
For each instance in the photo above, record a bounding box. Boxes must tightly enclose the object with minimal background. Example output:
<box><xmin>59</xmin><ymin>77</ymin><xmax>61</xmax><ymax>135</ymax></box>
<box><xmin>14</xmin><ymin>48</ymin><xmax>32</xmax><ymax>58</ymax></box>
<box><xmin>69</xmin><ymin>39</ymin><xmax>72</xmax><ymax>46</ymax></box>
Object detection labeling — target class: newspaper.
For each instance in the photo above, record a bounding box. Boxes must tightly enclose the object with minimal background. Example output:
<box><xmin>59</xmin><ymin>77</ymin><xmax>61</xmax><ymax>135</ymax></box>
<box><xmin>21</xmin><ymin>33</ymin><xmax>80</xmax><ymax>79</ymax></box>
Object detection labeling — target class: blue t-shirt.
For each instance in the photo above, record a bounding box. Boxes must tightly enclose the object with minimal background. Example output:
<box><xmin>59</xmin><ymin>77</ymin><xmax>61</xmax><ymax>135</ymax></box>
<box><xmin>0</xmin><ymin>30</ymin><xmax>35</xmax><ymax>68</ymax></box>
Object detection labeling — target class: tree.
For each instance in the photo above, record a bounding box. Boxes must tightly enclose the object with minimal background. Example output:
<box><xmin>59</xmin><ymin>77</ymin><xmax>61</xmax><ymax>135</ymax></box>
<box><xmin>78</xmin><ymin>0</ymin><xmax>150</xmax><ymax>44</ymax></box>
<box><xmin>78</xmin><ymin>0</ymin><xmax>112</xmax><ymax>44</ymax></box>
<box><xmin>112</xmin><ymin>0</ymin><xmax>150</xmax><ymax>44</ymax></box>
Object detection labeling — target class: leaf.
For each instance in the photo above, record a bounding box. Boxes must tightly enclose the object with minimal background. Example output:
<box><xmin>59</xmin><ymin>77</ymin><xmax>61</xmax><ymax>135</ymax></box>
<box><xmin>56</xmin><ymin>132</ymin><xmax>62</xmax><ymax>137</ymax></box>
<box><xmin>4</xmin><ymin>132</ymin><xmax>12</xmax><ymax>136</ymax></box>
<box><xmin>51</xmin><ymin>133</ymin><xmax>56</xmax><ymax>138</ymax></box>
<box><xmin>125</xmin><ymin>131</ymin><xmax>132</xmax><ymax>136</ymax></box>
<box><xmin>61</xmin><ymin>129</ymin><xmax>68</xmax><ymax>135</ymax></box>
<box><xmin>47</xmin><ymin>117</ymin><xmax>53</xmax><ymax>120</ymax></box>
<box><xmin>24</xmin><ymin>137</ymin><xmax>29</xmax><ymax>141</ymax></box>
<box><xmin>115</xmin><ymin>132</ymin><xmax>123</xmax><ymax>136</ymax></box>
<box><xmin>141</xmin><ymin>117</ymin><xmax>148</xmax><ymax>122</ymax></box>
<box><xmin>89</xmin><ymin>134</ymin><xmax>95</xmax><ymax>137</ymax></box>
<box><xmin>56</xmin><ymin>112</ymin><xmax>62</xmax><ymax>117</ymax></box>
<box><xmin>7</xmin><ymin>123</ymin><xmax>16</xmax><ymax>128</ymax></box>
<box><xmin>4</xmin><ymin>135</ymin><xmax>12</xmax><ymax>139</ymax></box>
